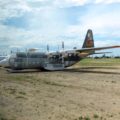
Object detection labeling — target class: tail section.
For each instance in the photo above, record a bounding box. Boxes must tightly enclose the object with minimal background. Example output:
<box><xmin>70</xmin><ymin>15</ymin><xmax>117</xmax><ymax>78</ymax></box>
<box><xmin>82</xmin><ymin>29</ymin><xmax>94</xmax><ymax>48</ymax></box>
<box><xmin>82</xmin><ymin>29</ymin><xmax>95</xmax><ymax>54</ymax></box>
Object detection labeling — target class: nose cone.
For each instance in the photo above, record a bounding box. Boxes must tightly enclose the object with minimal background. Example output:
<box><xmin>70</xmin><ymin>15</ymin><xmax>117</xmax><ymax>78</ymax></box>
<box><xmin>0</xmin><ymin>59</ymin><xmax>9</xmax><ymax>67</ymax></box>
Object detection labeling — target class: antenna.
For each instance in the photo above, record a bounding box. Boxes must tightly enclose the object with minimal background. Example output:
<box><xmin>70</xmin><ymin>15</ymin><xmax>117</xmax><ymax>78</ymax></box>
<box><xmin>61</xmin><ymin>41</ymin><xmax>65</xmax><ymax>64</ymax></box>
<box><xmin>62</xmin><ymin>41</ymin><xmax>64</xmax><ymax>51</ymax></box>
<box><xmin>10</xmin><ymin>50</ymin><xmax>13</xmax><ymax>54</ymax></box>
<box><xmin>47</xmin><ymin>44</ymin><xmax>49</xmax><ymax>52</ymax></box>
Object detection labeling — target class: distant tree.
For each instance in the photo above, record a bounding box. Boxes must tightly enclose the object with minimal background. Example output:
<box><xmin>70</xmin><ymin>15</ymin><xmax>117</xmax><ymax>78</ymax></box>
<box><xmin>114</xmin><ymin>56</ymin><xmax>120</xmax><ymax>58</ymax></box>
<box><xmin>94</xmin><ymin>56</ymin><xmax>99</xmax><ymax>59</ymax></box>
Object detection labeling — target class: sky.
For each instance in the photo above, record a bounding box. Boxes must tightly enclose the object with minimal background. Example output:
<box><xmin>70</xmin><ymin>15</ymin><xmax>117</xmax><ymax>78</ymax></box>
<box><xmin>0</xmin><ymin>0</ymin><xmax>120</xmax><ymax>56</ymax></box>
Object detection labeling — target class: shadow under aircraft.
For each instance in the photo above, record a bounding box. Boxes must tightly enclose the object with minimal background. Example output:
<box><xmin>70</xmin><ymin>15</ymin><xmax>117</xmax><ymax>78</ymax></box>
<box><xmin>63</xmin><ymin>67</ymin><xmax>120</xmax><ymax>75</ymax></box>
<box><xmin>0</xmin><ymin>29</ymin><xmax>120</xmax><ymax>72</ymax></box>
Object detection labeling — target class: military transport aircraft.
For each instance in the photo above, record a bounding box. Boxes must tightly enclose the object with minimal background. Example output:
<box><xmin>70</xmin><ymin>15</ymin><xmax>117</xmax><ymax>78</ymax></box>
<box><xmin>0</xmin><ymin>29</ymin><xmax>120</xmax><ymax>71</ymax></box>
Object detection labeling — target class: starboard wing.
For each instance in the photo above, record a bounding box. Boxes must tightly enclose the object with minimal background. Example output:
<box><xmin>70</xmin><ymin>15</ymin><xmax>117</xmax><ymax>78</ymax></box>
<box><xmin>76</xmin><ymin>45</ymin><xmax>120</xmax><ymax>53</ymax></box>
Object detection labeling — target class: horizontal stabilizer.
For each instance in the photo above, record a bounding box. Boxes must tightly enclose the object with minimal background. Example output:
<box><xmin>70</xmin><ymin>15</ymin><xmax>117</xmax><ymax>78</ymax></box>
<box><xmin>93</xmin><ymin>52</ymin><xmax>112</xmax><ymax>54</ymax></box>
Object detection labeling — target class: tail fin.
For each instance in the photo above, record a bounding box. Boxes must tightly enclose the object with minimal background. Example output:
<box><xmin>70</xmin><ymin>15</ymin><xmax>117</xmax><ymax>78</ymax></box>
<box><xmin>82</xmin><ymin>29</ymin><xmax>94</xmax><ymax>48</ymax></box>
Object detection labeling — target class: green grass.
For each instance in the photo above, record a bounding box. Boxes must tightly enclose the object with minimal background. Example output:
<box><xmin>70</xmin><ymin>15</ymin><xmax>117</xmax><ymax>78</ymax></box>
<box><xmin>19</xmin><ymin>91</ymin><xmax>26</xmax><ymax>95</ymax></box>
<box><xmin>7</xmin><ymin>74</ymin><xmax>36</xmax><ymax>83</ymax></box>
<box><xmin>77</xmin><ymin>58</ymin><xmax>120</xmax><ymax>66</ymax></box>
<box><xmin>77</xmin><ymin>116</ymin><xmax>91</xmax><ymax>120</ymax></box>
<box><xmin>43</xmin><ymin>80</ymin><xmax>67</xmax><ymax>87</ymax></box>
<box><xmin>79</xmin><ymin>116</ymin><xmax>83</xmax><ymax>120</ymax></box>
<box><xmin>93</xmin><ymin>114</ymin><xmax>99</xmax><ymax>119</ymax></box>
<box><xmin>16</xmin><ymin>96</ymin><xmax>26</xmax><ymax>99</ymax></box>
<box><xmin>9</xmin><ymin>75</ymin><xmax>32</xmax><ymax>81</ymax></box>
<box><xmin>0</xmin><ymin>113</ymin><xmax>15</xmax><ymax>120</ymax></box>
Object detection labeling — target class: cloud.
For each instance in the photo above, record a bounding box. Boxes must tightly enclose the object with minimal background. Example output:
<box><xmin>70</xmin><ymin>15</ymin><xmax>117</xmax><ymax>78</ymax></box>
<box><xmin>95</xmin><ymin>0</ymin><xmax>120</xmax><ymax>4</ymax></box>
<box><xmin>53</xmin><ymin>0</ymin><xmax>120</xmax><ymax>8</ymax></box>
<box><xmin>66</xmin><ymin>4</ymin><xmax>120</xmax><ymax>41</ymax></box>
<box><xmin>53</xmin><ymin>0</ymin><xmax>93</xmax><ymax>8</ymax></box>
<box><xmin>0</xmin><ymin>0</ymin><xmax>120</xmax><ymax>55</ymax></box>
<box><xmin>0</xmin><ymin>0</ymin><xmax>31</xmax><ymax>20</ymax></box>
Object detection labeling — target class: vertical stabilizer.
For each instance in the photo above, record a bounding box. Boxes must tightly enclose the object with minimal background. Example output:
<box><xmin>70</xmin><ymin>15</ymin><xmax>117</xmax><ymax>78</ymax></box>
<box><xmin>82</xmin><ymin>29</ymin><xmax>95</xmax><ymax>54</ymax></box>
<box><xmin>82</xmin><ymin>29</ymin><xmax>94</xmax><ymax>48</ymax></box>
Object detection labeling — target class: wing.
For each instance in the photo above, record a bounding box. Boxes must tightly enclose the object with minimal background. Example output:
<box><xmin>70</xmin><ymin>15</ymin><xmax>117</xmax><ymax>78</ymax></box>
<box><xmin>76</xmin><ymin>45</ymin><xmax>120</xmax><ymax>53</ymax></box>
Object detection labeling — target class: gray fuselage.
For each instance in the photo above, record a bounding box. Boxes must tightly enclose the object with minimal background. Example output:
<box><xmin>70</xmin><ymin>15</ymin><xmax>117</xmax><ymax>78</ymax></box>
<box><xmin>8</xmin><ymin>52</ymin><xmax>82</xmax><ymax>70</ymax></box>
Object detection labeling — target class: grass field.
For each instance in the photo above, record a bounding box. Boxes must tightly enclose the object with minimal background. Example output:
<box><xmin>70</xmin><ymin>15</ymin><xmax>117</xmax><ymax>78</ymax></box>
<box><xmin>76</xmin><ymin>58</ymin><xmax>120</xmax><ymax>67</ymax></box>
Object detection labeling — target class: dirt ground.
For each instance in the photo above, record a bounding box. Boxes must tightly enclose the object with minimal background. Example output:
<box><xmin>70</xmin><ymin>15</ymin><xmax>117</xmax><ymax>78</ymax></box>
<box><xmin>0</xmin><ymin>66</ymin><xmax>120</xmax><ymax>120</ymax></box>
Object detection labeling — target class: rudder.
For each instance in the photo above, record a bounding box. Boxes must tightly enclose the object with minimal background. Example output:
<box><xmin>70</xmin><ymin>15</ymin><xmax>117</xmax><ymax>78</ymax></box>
<box><xmin>82</xmin><ymin>29</ymin><xmax>94</xmax><ymax>48</ymax></box>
